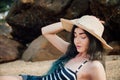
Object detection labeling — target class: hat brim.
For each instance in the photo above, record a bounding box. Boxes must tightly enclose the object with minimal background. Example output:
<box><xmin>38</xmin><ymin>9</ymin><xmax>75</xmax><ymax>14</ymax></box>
<box><xmin>61</xmin><ymin>18</ymin><xmax>113</xmax><ymax>50</ymax></box>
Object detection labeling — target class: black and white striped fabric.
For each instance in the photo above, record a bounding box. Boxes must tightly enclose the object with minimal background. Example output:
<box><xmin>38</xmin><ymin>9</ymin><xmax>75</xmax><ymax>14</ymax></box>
<box><xmin>21</xmin><ymin>60</ymin><xmax>88</xmax><ymax>80</ymax></box>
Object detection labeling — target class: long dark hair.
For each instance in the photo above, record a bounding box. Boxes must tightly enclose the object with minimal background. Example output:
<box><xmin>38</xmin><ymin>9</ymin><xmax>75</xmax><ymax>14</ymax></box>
<box><xmin>46</xmin><ymin>25</ymin><xmax>104</xmax><ymax>75</ymax></box>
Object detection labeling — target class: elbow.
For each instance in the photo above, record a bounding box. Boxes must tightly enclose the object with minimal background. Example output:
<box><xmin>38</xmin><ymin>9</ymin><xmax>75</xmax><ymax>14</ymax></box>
<box><xmin>41</xmin><ymin>27</ymin><xmax>50</xmax><ymax>38</ymax></box>
<box><xmin>41</xmin><ymin>27</ymin><xmax>46</xmax><ymax>35</ymax></box>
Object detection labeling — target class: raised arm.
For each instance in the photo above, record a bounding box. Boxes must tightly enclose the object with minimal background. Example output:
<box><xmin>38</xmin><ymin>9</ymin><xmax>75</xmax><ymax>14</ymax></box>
<box><xmin>41</xmin><ymin>22</ymin><xmax>70</xmax><ymax>53</ymax></box>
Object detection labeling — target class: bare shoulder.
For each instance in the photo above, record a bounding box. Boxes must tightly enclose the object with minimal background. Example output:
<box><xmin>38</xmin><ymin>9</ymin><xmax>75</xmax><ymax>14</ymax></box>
<box><xmin>89</xmin><ymin>60</ymin><xmax>105</xmax><ymax>71</ymax></box>
<box><xmin>88</xmin><ymin>60</ymin><xmax>106</xmax><ymax>80</ymax></box>
<box><xmin>87</xmin><ymin>60</ymin><xmax>103</xmax><ymax>67</ymax></box>
<box><xmin>91</xmin><ymin>60</ymin><xmax>104</xmax><ymax>68</ymax></box>
<box><xmin>85</xmin><ymin>60</ymin><xmax>104</xmax><ymax>72</ymax></box>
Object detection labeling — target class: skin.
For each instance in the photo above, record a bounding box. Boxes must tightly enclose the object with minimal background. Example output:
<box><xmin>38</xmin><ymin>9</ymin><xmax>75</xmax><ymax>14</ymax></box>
<box><xmin>74</xmin><ymin>27</ymin><xmax>89</xmax><ymax>54</ymax></box>
<box><xmin>42</xmin><ymin>22</ymin><xmax>106</xmax><ymax>80</ymax></box>
<box><xmin>64</xmin><ymin>28</ymin><xmax>106</xmax><ymax>80</ymax></box>
<box><xmin>0</xmin><ymin>17</ymin><xmax>106</xmax><ymax>80</ymax></box>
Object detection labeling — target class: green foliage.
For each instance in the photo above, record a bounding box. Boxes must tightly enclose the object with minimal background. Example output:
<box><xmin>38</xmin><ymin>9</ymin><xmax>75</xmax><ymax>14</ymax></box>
<box><xmin>0</xmin><ymin>0</ymin><xmax>14</xmax><ymax>12</ymax></box>
<box><xmin>0</xmin><ymin>19</ymin><xmax>6</xmax><ymax>23</ymax></box>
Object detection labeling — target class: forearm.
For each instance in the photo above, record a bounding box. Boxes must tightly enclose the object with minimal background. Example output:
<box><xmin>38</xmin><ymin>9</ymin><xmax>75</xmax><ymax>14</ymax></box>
<box><xmin>42</xmin><ymin>22</ymin><xmax>64</xmax><ymax>35</ymax></box>
<box><xmin>41</xmin><ymin>21</ymin><xmax>69</xmax><ymax>53</ymax></box>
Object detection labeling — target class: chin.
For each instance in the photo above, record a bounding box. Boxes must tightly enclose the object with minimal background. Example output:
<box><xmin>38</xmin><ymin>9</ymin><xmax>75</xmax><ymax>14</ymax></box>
<box><xmin>77</xmin><ymin>49</ymin><xmax>85</xmax><ymax>53</ymax></box>
<box><xmin>77</xmin><ymin>50</ymin><xmax>82</xmax><ymax>53</ymax></box>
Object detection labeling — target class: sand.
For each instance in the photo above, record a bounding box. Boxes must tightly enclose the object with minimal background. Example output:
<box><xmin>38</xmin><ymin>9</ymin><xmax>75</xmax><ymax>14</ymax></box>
<box><xmin>0</xmin><ymin>55</ymin><xmax>120</xmax><ymax>80</ymax></box>
<box><xmin>106</xmin><ymin>60</ymin><xmax>120</xmax><ymax>80</ymax></box>
<box><xmin>0</xmin><ymin>60</ymin><xmax>55</xmax><ymax>76</ymax></box>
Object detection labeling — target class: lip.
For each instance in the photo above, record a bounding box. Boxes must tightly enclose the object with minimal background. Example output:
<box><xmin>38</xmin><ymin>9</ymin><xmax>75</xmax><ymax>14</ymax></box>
<box><xmin>76</xmin><ymin>45</ymin><xmax>81</xmax><ymax>49</ymax></box>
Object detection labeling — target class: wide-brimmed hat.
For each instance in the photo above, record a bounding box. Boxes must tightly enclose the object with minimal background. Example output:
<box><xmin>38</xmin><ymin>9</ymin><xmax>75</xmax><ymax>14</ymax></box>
<box><xmin>60</xmin><ymin>15</ymin><xmax>113</xmax><ymax>50</ymax></box>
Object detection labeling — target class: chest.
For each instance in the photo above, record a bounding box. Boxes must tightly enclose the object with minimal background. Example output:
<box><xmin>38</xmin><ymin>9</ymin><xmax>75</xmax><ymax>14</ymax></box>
<box><xmin>64</xmin><ymin>58</ymin><xmax>91</xmax><ymax>80</ymax></box>
<box><xmin>65</xmin><ymin>58</ymin><xmax>88</xmax><ymax>71</ymax></box>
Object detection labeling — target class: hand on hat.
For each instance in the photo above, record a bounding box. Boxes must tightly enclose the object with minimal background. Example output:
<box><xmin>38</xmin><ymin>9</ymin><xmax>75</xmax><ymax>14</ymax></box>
<box><xmin>96</xmin><ymin>17</ymin><xmax>105</xmax><ymax>24</ymax></box>
<box><xmin>100</xmin><ymin>20</ymin><xmax>105</xmax><ymax>24</ymax></box>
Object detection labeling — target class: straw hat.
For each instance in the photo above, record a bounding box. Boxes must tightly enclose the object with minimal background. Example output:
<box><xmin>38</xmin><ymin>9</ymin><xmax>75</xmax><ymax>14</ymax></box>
<box><xmin>60</xmin><ymin>15</ymin><xmax>113</xmax><ymax>50</ymax></box>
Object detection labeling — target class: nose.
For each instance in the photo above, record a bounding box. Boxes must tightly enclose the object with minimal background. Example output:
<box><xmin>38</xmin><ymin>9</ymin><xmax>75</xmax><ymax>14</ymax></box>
<box><xmin>74</xmin><ymin>37</ymin><xmax>80</xmax><ymax>44</ymax></box>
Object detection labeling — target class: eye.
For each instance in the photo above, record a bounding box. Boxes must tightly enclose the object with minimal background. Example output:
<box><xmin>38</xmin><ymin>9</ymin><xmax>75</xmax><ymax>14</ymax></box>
<box><xmin>80</xmin><ymin>34</ymin><xmax>87</xmax><ymax>39</ymax></box>
<box><xmin>81</xmin><ymin>36</ymin><xmax>86</xmax><ymax>39</ymax></box>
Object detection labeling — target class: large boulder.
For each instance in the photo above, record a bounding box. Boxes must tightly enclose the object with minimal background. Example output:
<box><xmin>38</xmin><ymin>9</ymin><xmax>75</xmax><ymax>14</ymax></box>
<box><xmin>22</xmin><ymin>31</ymin><xmax>69</xmax><ymax>61</ymax></box>
<box><xmin>0</xmin><ymin>23</ymin><xmax>12</xmax><ymax>38</ymax></box>
<box><xmin>108</xmin><ymin>41</ymin><xmax>120</xmax><ymax>55</ymax></box>
<box><xmin>6</xmin><ymin>0</ymin><xmax>90</xmax><ymax>44</ymax></box>
<box><xmin>0</xmin><ymin>35</ymin><xmax>24</xmax><ymax>63</ymax></box>
<box><xmin>90</xmin><ymin>0</ymin><xmax>120</xmax><ymax>42</ymax></box>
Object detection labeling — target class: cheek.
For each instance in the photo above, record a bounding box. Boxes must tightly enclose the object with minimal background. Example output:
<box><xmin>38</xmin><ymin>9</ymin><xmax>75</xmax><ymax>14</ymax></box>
<box><xmin>80</xmin><ymin>38</ymin><xmax>89</xmax><ymax>50</ymax></box>
<box><xmin>84</xmin><ymin>39</ymin><xmax>89</xmax><ymax>49</ymax></box>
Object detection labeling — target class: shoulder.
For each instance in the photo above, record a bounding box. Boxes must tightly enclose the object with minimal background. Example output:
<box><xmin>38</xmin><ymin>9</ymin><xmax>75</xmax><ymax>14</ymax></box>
<box><xmin>89</xmin><ymin>60</ymin><xmax>105</xmax><ymax>72</ymax></box>
<box><xmin>91</xmin><ymin>60</ymin><xmax>104</xmax><ymax>69</ymax></box>
<box><xmin>77</xmin><ymin>60</ymin><xmax>104</xmax><ymax>73</ymax></box>
<box><xmin>89</xmin><ymin>60</ymin><xmax>106</xmax><ymax>80</ymax></box>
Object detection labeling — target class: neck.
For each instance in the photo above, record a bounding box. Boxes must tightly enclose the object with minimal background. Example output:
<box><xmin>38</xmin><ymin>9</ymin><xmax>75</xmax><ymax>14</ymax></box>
<box><xmin>76</xmin><ymin>52</ymin><xmax>90</xmax><ymax>60</ymax></box>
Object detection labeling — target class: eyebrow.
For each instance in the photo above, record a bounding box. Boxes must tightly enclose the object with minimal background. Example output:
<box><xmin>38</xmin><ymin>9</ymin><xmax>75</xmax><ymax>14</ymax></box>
<box><xmin>74</xmin><ymin>32</ymin><xmax>85</xmax><ymax>35</ymax></box>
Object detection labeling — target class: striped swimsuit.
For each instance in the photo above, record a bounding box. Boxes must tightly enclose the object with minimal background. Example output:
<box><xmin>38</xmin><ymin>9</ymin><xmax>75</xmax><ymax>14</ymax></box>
<box><xmin>21</xmin><ymin>60</ymin><xmax>88</xmax><ymax>80</ymax></box>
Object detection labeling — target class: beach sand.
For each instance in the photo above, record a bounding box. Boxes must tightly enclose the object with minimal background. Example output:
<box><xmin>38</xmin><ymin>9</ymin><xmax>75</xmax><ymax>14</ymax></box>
<box><xmin>0</xmin><ymin>55</ymin><xmax>120</xmax><ymax>80</ymax></box>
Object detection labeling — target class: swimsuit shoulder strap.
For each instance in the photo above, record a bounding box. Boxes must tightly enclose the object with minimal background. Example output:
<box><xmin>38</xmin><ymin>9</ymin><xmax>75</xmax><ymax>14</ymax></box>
<box><xmin>75</xmin><ymin>60</ymin><xmax>88</xmax><ymax>73</ymax></box>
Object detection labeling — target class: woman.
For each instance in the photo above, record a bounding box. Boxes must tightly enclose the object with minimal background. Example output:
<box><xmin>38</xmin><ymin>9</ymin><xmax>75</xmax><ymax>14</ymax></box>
<box><xmin>0</xmin><ymin>15</ymin><xmax>112</xmax><ymax>80</ymax></box>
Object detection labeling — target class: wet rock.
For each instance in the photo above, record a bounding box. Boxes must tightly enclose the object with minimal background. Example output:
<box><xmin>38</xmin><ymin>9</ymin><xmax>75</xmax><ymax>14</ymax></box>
<box><xmin>0</xmin><ymin>35</ymin><xmax>24</xmax><ymax>63</ymax></box>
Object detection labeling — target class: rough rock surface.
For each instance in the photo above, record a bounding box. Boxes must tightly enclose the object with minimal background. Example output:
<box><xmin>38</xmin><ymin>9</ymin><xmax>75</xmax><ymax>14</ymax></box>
<box><xmin>0</xmin><ymin>35</ymin><xmax>24</xmax><ymax>63</ymax></box>
<box><xmin>22</xmin><ymin>31</ymin><xmax>69</xmax><ymax>61</ymax></box>
<box><xmin>6</xmin><ymin>0</ymin><xmax>90</xmax><ymax>44</ymax></box>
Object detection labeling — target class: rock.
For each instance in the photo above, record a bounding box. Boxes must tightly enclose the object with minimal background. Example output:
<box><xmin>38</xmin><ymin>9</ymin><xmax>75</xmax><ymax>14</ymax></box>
<box><xmin>106</xmin><ymin>55</ymin><xmax>120</xmax><ymax>61</ymax></box>
<box><xmin>64</xmin><ymin>0</ymin><xmax>90</xmax><ymax>18</ymax></box>
<box><xmin>22</xmin><ymin>35</ymin><xmax>62</xmax><ymax>61</ymax></box>
<box><xmin>6</xmin><ymin>0</ymin><xmax>90</xmax><ymax>44</ymax></box>
<box><xmin>6</xmin><ymin>0</ymin><xmax>43</xmax><ymax>44</ymax></box>
<box><xmin>96</xmin><ymin>0</ymin><xmax>120</xmax><ymax>6</ymax></box>
<box><xmin>22</xmin><ymin>31</ymin><xmax>69</xmax><ymax>61</ymax></box>
<box><xmin>0</xmin><ymin>23</ymin><xmax>12</xmax><ymax>38</ymax></box>
<box><xmin>107</xmin><ymin>41</ymin><xmax>120</xmax><ymax>55</ymax></box>
<box><xmin>0</xmin><ymin>35</ymin><xmax>24</xmax><ymax>63</ymax></box>
<box><xmin>90</xmin><ymin>0</ymin><xmax>120</xmax><ymax>42</ymax></box>
<box><xmin>21</xmin><ymin>0</ymin><xmax>34</xmax><ymax>3</ymax></box>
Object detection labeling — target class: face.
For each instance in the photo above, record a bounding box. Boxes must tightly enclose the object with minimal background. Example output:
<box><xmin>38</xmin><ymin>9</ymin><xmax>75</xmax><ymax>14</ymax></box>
<box><xmin>74</xmin><ymin>27</ymin><xmax>89</xmax><ymax>54</ymax></box>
